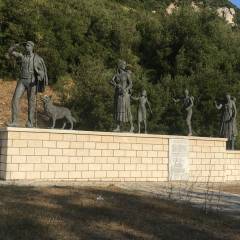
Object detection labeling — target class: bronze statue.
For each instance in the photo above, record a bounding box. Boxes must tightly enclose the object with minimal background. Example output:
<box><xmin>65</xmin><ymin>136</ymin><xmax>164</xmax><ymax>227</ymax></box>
<box><xmin>132</xmin><ymin>90</ymin><xmax>152</xmax><ymax>133</ymax></box>
<box><xmin>110</xmin><ymin>60</ymin><xmax>134</xmax><ymax>132</ymax></box>
<box><xmin>173</xmin><ymin>89</ymin><xmax>194</xmax><ymax>136</ymax></box>
<box><xmin>6</xmin><ymin>41</ymin><xmax>48</xmax><ymax>128</ymax></box>
<box><xmin>215</xmin><ymin>94</ymin><xmax>238</xmax><ymax>150</ymax></box>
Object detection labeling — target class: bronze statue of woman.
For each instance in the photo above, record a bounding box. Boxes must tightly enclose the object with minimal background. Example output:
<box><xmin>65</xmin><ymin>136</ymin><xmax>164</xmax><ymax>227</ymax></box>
<box><xmin>110</xmin><ymin>60</ymin><xmax>134</xmax><ymax>132</ymax></box>
<box><xmin>215</xmin><ymin>94</ymin><xmax>238</xmax><ymax>150</ymax></box>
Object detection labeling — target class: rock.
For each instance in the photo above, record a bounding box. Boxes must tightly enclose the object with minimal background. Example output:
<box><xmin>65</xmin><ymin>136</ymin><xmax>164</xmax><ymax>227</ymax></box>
<box><xmin>217</xmin><ymin>7</ymin><xmax>236</xmax><ymax>26</ymax></box>
<box><xmin>166</xmin><ymin>2</ymin><xmax>178</xmax><ymax>15</ymax></box>
<box><xmin>166</xmin><ymin>2</ymin><xmax>236</xmax><ymax>26</ymax></box>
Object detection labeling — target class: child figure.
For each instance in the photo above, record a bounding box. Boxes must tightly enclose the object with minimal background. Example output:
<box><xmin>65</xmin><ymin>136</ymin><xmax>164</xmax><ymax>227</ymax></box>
<box><xmin>132</xmin><ymin>90</ymin><xmax>152</xmax><ymax>133</ymax></box>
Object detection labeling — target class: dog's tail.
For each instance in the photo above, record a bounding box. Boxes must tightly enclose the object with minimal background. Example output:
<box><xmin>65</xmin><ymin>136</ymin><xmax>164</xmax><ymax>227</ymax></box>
<box><xmin>72</xmin><ymin>116</ymin><xmax>77</xmax><ymax>123</ymax></box>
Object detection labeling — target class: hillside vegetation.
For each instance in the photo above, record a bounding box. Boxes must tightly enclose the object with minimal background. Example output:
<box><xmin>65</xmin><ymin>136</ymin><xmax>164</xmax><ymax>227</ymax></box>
<box><xmin>0</xmin><ymin>0</ymin><xmax>240</xmax><ymax>143</ymax></box>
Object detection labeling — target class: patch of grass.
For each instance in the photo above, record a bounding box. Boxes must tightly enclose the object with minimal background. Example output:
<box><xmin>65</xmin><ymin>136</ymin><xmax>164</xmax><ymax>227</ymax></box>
<box><xmin>0</xmin><ymin>185</ymin><xmax>239</xmax><ymax>240</ymax></box>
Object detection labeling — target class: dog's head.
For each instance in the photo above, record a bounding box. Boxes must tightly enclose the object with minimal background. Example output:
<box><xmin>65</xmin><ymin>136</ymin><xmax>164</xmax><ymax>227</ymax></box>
<box><xmin>41</xmin><ymin>95</ymin><xmax>52</xmax><ymax>104</ymax></box>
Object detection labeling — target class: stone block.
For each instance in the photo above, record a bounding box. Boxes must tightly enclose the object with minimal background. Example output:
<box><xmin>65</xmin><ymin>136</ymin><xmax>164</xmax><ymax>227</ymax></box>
<box><xmin>84</xmin><ymin>142</ymin><xmax>96</xmax><ymax>149</ymax></box>
<box><xmin>89</xmin><ymin>135</ymin><xmax>102</xmax><ymax>142</ymax></box>
<box><xmin>82</xmin><ymin>157</ymin><xmax>95</xmax><ymax>163</ymax></box>
<box><xmin>43</xmin><ymin>141</ymin><xmax>56</xmax><ymax>148</ymax></box>
<box><xmin>55</xmin><ymin>172</ymin><xmax>69</xmax><ymax>179</ymax></box>
<box><xmin>12</xmin><ymin>140</ymin><xmax>28</xmax><ymax>148</ymax></box>
<box><xmin>119</xmin><ymin>157</ymin><xmax>131</xmax><ymax>164</ymax></box>
<box><xmin>63</xmin><ymin>149</ymin><xmax>77</xmax><ymax>156</ymax></box>
<box><xmin>7</xmin><ymin>132</ymin><xmax>20</xmax><ymax>140</ymax></box>
<box><xmin>114</xmin><ymin>150</ymin><xmax>126</xmax><ymax>157</ymax></box>
<box><xmin>131</xmin><ymin>144</ymin><xmax>142</xmax><ymax>151</ymax></box>
<box><xmin>102</xmin><ymin>164</ymin><xmax>114</xmax><ymax>171</ymax></box>
<box><xmin>114</xmin><ymin>164</ymin><xmax>124</xmax><ymax>171</ymax></box>
<box><xmin>77</xmin><ymin>149</ymin><xmax>89</xmax><ymax>156</ymax></box>
<box><xmin>35</xmin><ymin>164</ymin><xmax>48</xmax><ymax>171</ymax></box>
<box><xmin>95</xmin><ymin>156</ymin><xmax>107</xmax><ymax>163</ymax></box>
<box><xmin>7</xmin><ymin>164</ymin><xmax>19</xmax><ymax>171</ymax></box>
<box><xmin>42</xmin><ymin>156</ymin><xmax>55</xmax><ymax>164</ymax></box>
<box><xmin>41</xmin><ymin>171</ymin><xmax>55</xmax><ymax>179</ymax></box>
<box><xmin>131</xmin><ymin>157</ymin><xmax>142</xmax><ymax>164</ymax></box>
<box><xmin>89</xmin><ymin>149</ymin><xmax>102</xmax><ymax>157</ymax></box>
<box><xmin>11</xmin><ymin>156</ymin><xmax>26</xmax><ymax>164</ymax></box>
<box><xmin>55</xmin><ymin>156</ymin><xmax>69</xmax><ymax>164</ymax></box>
<box><xmin>63</xmin><ymin>134</ymin><xmax>77</xmax><ymax>141</ymax></box>
<box><xmin>107</xmin><ymin>171</ymin><xmax>119</xmax><ymax>178</ymax></box>
<box><xmin>28</xmin><ymin>140</ymin><xmax>43</xmax><ymax>148</ymax></box>
<box><xmin>143</xmin><ymin>144</ymin><xmax>152</xmax><ymax>151</ymax></box>
<box><xmin>49</xmin><ymin>164</ymin><xmax>62</xmax><ymax>171</ymax></box>
<box><xmin>101</xmin><ymin>150</ymin><xmax>113</xmax><ymax>157</ymax></box>
<box><xmin>70</xmin><ymin>141</ymin><xmax>84</xmax><ymax>149</ymax></box>
<box><xmin>120</xmin><ymin>143</ymin><xmax>132</xmax><ymax>150</ymax></box>
<box><xmin>69</xmin><ymin>171</ymin><xmax>82</xmax><ymax>179</ymax></box>
<box><xmin>152</xmin><ymin>145</ymin><xmax>163</xmax><ymax>151</ymax></box>
<box><xmin>89</xmin><ymin>164</ymin><xmax>102</xmax><ymax>171</ymax></box>
<box><xmin>76</xmin><ymin>135</ymin><xmax>90</xmax><ymax>142</ymax></box>
<box><xmin>114</xmin><ymin>136</ymin><xmax>136</xmax><ymax>144</ymax></box>
<box><xmin>26</xmin><ymin>172</ymin><xmax>41</xmax><ymax>179</ymax></box>
<box><xmin>57</xmin><ymin>141</ymin><xmax>70</xmax><ymax>149</ymax></box>
<box><xmin>76</xmin><ymin>164</ymin><xmax>88</xmax><ymax>171</ymax></box>
<box><xmin>137</xmin><ymin>151</ymin><xmax>148</xmax><ymax>157</ymax></box>
<box><xmin>95</xmin><ymin>171</ymin><xmax>107</xmax><ymax>178</ymax></box>
<box><xmin>101</xmin><ymin>136</ymin><xmax>114</xmax><ymax>143</ymax></box>
<box><xmin>11</xmin><ymin>172</ymin><xmax>26</xmax><ymax>180</ymax></box>
<box><xmin>148</xmin><ymin>151</ymin><xmax>158</xmax><ymax>158</ymax></box>
<box><xmin>130</xmin><ymin>171</ymin><xmax>141</xmax><ymax>178</ymax></box>
<box><xmin>108</xmin><ymin>143</ymin><xmax>120</xmax><ymax>150</ymax></box>
<box><xmin>125</xmin><ymin>164</ymin><xmax>136</xmax><ymax>171</ymax></box>
<box><xmin>27</xmin><ymin>156</ymin><xmax>41</xmax><ymax>164</ymax></box>
<box><xmin>19</xmin><ymin>164</ymin><xmax>34</xmax><ymax>172</ymax></box>
<box><xmin>49</xmin><ymin>149</ymin><xmax>62</xmax><ymax>156</ymax></box>
<box><xmin>82</xmin><ymin>171</ymin><xmax>94</xmax><ymax>178</ymax></box>
<box><xmin>8</xmin><ymin>148</ymin><xmax>20</xmax><ymax>156</ymax></box>
<box><xmin>69</xmin><ymin>156</ymin><xmax>82</xmax><ymax>164</ymax></box>
<box><xmin>157</xmin><ymin>151</ymin><xmax>168</xmax><ymax>158</ymax></box>
<box><xmin>20</xmin><ymin>148</ymin><xmax>35</xmax><ymax>156</ymax></box>
<box><xmin>49</xmin><ymin>134</ymin><xmax>63</xmax><ymax>141</ymax></box>
<box><xmin>142</xmin><ymin>158</ymin><xmax>152</xmax><ymax>164</ymax></box>
<box><xmin>35</xmin><ymin>148</ymin><xmax>49</xmax><ymax>156</ymax></box>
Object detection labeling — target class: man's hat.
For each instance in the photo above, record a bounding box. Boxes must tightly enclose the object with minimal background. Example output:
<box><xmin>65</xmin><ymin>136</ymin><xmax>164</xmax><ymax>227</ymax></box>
<box><xmin>26</xmin><ymin>41</ymin><xmax>35</xmax><ymax>48</ymax></box>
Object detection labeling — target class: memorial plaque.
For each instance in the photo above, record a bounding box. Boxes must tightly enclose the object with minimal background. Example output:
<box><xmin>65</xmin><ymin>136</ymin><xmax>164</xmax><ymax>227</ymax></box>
<box><xmin>169</xmin><ymin>138</ymin><xmax>189</xmax><ymax>181</ymax></box>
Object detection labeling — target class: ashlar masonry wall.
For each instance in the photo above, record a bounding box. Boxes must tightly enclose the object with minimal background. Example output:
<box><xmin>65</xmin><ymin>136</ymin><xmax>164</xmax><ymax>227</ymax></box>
<box><xmin>0</xmin><ymin>127</ymin><xmax>239</xmax><ymax>182</ymax></box>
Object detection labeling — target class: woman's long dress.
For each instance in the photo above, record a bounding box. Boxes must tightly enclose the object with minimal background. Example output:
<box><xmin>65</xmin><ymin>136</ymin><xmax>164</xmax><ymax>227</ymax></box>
<box><xmin>113</xmin><ymin>71</ymin><xmax>132</xmax><ymax>123</ymax></box>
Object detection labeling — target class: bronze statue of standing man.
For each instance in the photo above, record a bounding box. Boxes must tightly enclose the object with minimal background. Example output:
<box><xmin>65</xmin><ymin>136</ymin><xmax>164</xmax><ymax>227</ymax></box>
<box><xmin>6</xmin><ymin>41</ymin><xmax>48</xmax><ymax>128</ymax></box>
<box><xmin>110</xmin><ymin>60</ymin><xmax>134</xmax><ymax>132</ymax></box>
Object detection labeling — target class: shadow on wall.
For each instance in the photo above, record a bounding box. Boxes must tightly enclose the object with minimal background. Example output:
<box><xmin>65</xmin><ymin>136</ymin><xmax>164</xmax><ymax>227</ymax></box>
<box><xmin>0</xmin><ymin>185</ymin><xmax>238</xmax><ymax>240</ymax></box>
<box><xmin>0</xmin><ymin>131</ymin><xmax>7</xmax><ymax>180</ymax></box>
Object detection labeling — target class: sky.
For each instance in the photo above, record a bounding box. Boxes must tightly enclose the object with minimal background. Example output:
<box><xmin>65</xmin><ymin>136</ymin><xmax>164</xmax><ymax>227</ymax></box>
<box><xmin>230</xmin><ymin>0</ymin><xmax>240</xmax><ymax>8</ymax></box>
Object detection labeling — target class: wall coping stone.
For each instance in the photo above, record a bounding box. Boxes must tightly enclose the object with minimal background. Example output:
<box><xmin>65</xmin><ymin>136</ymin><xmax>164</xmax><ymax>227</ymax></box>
<box><xmin>226</xmin><ymin>150</ymin><xmax>240</xmax><ymax>154</ymax></box>
<box><xmin>0</xmin><ymin>127</ymin><xmax>228</xmax><ymax>142</ymax></box>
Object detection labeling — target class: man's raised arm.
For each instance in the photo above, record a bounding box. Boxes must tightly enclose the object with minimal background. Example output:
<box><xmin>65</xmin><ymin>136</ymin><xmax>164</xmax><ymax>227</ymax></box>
<box><xmin>7</xmin><ymin>43</ymin><xmax>24</xmax><ymax>59</ymax></box>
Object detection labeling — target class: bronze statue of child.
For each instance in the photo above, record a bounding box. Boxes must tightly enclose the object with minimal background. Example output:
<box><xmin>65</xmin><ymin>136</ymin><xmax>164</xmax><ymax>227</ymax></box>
<box><xmin>173</xmin><ymin>89</ymin><xmax>194</xmax><ymax>136</ymax></box>
<box><xmin>132</xmin><ymin>90</ymin><xmax>152</xmax><ymax>133</ymax></box>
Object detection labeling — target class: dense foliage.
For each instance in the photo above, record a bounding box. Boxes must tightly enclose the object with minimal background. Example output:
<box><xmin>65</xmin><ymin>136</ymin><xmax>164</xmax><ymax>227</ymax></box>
<box><xmin>0</xmin><ymin>0</ymin><xmax>240</xmax><ymax>144</ymax></box>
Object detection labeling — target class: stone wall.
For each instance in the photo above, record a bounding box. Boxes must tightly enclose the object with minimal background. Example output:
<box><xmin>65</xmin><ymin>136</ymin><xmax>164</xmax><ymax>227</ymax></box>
<box><xmin>0</xmin><ymin>127</ymin><xmax>238</xmax><ymax>183</ymax></box>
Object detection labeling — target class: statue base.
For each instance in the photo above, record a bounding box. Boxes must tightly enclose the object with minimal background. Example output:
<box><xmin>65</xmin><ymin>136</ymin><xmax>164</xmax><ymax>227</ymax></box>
<box><xmin>0</xmin><ymin>127</ymin><xmax>239</xmax><ymax>182</ymax></box>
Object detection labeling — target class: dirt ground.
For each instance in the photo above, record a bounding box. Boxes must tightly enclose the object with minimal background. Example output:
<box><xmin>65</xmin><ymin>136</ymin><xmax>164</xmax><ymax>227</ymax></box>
<box><xmin>218</xmin><ymin>184</ymin><xmax>240</xmax><ymax>195</ymax></box>
<box><xmin>0</xmin><ymin>184</ymin><xmax>239</xmax><ymax>240</ymax></box>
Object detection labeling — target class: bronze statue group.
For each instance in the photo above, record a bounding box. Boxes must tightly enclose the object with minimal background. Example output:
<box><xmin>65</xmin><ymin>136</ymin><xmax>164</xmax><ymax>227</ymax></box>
<box><xmin>5</xmin><ymin>42</ymin><xmax>238</xmax><ymax>150</ymax></box>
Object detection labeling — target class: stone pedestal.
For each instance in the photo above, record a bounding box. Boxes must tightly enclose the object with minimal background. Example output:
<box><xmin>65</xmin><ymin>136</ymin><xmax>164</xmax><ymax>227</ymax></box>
<box><xmin>0</xmin><ymin>127</ymin><xmax>239</xmax><ymax>182</ymax></box>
